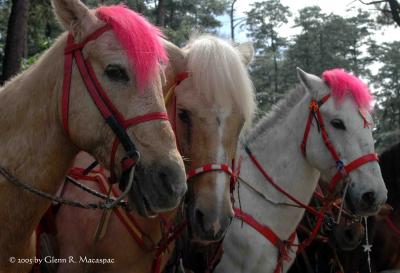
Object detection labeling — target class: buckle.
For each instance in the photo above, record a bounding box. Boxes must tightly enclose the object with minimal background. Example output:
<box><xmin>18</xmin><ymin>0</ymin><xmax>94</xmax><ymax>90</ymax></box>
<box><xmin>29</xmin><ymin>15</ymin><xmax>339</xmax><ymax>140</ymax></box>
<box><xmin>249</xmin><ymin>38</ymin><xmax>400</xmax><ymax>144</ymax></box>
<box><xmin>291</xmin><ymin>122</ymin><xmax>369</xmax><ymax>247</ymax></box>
<box><xmin>121</xmin><ymin>150</ymin><xmax>141</xmax><ymax>172</ymax></box>
<box><xmin>309</xmin><ymin>100</ymin><xmax>319</xmax><ymax>112</ymax></box>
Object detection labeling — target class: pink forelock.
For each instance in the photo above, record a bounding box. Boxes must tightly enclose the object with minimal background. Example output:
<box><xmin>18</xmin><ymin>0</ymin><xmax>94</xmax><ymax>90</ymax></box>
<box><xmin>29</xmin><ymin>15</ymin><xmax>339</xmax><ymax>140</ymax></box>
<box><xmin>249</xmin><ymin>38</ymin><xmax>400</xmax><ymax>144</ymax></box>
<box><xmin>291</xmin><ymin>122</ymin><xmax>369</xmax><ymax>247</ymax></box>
<box><xmin>322</xmin><ymin>68</ymin><xmax>373</xmax><ymax>111</ymax></box>
<box><xmin>96</xmin><ymin>5</ymin><xmax>168</xmax><ymax>92</ymax></box>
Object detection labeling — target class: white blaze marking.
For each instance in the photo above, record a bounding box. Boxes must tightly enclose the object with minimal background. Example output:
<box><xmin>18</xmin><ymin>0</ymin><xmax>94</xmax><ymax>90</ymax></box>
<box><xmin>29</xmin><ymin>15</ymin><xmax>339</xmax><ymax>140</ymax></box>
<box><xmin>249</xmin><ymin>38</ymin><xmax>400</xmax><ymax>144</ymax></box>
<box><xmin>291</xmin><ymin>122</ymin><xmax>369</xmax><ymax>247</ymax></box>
<box><xmin>215</xmin><ymin>111</ymin><xmax>230</xmax><ymax>216</ymax></box>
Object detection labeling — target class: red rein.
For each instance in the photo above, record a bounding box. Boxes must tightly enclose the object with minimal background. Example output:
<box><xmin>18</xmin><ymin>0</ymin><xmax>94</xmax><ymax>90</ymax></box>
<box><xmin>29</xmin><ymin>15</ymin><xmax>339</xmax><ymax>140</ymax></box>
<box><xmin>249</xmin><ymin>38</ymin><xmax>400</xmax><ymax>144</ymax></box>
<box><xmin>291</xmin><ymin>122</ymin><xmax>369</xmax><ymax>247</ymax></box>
<box><xmin>233</xmin><ymin>94</ymin><xmax>378</xmax><ymax>273</ymax></box>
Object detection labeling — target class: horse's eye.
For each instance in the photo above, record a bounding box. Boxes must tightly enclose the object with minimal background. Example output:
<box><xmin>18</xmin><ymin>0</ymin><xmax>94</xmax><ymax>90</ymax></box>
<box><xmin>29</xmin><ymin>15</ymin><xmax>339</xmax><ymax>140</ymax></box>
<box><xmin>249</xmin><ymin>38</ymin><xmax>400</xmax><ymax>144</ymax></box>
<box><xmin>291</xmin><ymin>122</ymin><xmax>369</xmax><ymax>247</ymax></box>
<box><xmin>331</xmin><ymin>119</ymin><xmax>346</xmax><ymax>130</ymax></box>
<box><xmin>105</xmin><ymin>64</ymin><xmax>129</xmax><ymax>83</ymax></box>
<box><xmin>178</xmin><ymin>109</ymin><xmax>191</xmax><ymax>125</ymax></box>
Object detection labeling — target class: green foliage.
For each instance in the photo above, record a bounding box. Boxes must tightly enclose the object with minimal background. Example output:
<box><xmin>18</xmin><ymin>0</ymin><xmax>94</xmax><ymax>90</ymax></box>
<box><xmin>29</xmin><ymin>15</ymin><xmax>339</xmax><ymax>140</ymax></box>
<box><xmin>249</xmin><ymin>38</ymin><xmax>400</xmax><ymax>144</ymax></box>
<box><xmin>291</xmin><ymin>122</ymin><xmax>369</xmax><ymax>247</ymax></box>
<box><xmin>245</xmin><ymin>0</ymin><xmax>291</xmax><ymax>112</ymax></box>
<box><xmin>28</xmin><ymin>0</ymin><xmax>61</xmax><ymax>56</ymax></box>
<box><xmin>0</xmin><ymin>0</ymin><xmax>398</xmax><ymax>150</ymax></box>
<box><xmin>280</xmin><ymin>8</ymin><xmax>374</xmax><ymax>90</ymax></box>
<box><xmin>161</xmin><ymin>0</ymin><xmax>229</xmax><ymax>46</ymax></box>
<box><xmin>249</xmin><ymin>4</ymin><xmax>375</xmax><ymax>115</ymax></box>
<box><xmin>370</xmin><ymin>41</ymin><xmax>400</xmax><ymax>152</ymax></box>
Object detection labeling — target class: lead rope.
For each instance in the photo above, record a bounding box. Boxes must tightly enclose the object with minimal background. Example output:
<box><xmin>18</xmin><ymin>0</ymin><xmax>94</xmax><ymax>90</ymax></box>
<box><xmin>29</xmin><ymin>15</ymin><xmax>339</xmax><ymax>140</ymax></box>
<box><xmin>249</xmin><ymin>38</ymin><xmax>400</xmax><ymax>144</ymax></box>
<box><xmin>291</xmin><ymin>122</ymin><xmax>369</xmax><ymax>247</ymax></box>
<box><xmin>336</xmin><ymin>176</ymin><xmax>351</xmax><ymax>224</ymax></box>
<box><xmin>83</xmin><ymin>166</ymin><xmax>135</xmax><ymax>273</ymax></box>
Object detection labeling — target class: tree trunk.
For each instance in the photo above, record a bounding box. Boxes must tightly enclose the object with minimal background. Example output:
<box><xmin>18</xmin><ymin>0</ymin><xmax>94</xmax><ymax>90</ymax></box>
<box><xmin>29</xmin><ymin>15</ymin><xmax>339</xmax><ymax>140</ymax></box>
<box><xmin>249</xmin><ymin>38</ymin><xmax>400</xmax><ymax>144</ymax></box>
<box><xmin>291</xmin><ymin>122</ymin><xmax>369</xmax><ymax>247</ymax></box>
<box><xmin>388</xmin><ymin>0</ymin><xmax>400</xmax><ymax>27</ymax></box>
<box><xmin>271</xmin><ymin>35</ymin><xmax>278</xmax><ymax>94</ymax></box>
<box><xmin>230</xmin><ymin>0</ymin><xmax>237</xmax><ymax>41</ymax></box>
<box><xmin>2</xmin><ymin>0</ymin><xmax>30</xmax><ymax>83</ymax></box>
<box><xmin>156</xmin><ymin>0</ymin><xmax>165</xmax><ymax>27</ymax></box>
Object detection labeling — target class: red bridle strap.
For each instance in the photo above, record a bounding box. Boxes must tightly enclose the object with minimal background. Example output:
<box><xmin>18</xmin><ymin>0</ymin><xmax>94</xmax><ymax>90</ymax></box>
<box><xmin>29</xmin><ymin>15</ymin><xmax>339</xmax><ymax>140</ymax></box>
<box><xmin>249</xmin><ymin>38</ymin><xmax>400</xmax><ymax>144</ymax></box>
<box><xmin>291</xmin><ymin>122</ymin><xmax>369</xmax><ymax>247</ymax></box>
<box><xmin>244</xmin><ymin>146</ymin><xmax>322</xmax><ymax>217</ymax></box>
<box><xmin>109</xmin><ymin>112</ymin><xmax>169</xmax><ymax>179</ymax></box>
<box><xmin>329</xmin><ymin>153</ymin><xmax>379</xmax><ymax>193</ymax></box>
<box><xmin>62</xmin><ymin>25</ymin><xmax>113</xmax><ymax>136</ymax></box>
<box><xmin>165</xmin><ymin>71</ymin><xmax>237</xmax><ymax>188</ymax></box>
<box><xmin>235</xmin><ymin>208</ymin><xmax>296</xmax><ymax>273</ymax></box>
<box><xmin>61</xmin><ymin>25</ymin><xmax>169</xmax><ymax>180</ymax></box>
<box><xmin>186</xmin><ymin>164</ymin><xmax>234</xmax><ymax>180</ymax></box>
<box><xmin>301</xmin><ymin>94</ymin><xmax>331</xmax><ymax>157</ymax></box>
<box><xmin>68</xmin><ymin>166</ymin><xmax>189</xmax><ymax>273</ymax></box>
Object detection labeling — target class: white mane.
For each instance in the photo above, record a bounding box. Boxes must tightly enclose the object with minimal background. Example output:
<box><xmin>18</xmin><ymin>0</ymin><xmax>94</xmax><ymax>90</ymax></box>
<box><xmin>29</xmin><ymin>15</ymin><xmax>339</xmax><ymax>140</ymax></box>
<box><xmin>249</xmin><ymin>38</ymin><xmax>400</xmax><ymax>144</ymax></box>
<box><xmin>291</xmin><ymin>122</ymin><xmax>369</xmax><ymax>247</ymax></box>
<box><xmin>185</xmin><ymin>34</ymin><xmax>256</xmax><ymax>127</ymax></box>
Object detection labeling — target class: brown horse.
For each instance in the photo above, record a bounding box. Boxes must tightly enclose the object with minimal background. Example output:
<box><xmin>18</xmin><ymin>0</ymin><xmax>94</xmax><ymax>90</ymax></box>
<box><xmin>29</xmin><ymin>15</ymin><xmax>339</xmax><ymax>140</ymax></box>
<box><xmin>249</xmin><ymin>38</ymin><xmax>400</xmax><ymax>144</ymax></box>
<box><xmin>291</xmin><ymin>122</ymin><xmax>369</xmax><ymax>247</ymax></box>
<box><xmin>51</xmin><ymin>36</ymin><xmax>256</xmax><ymax>273</ymax></box>
<box><xmin>340</xmin><ymin>142</ymin><xmax>400</xmax><ymax>273</ymax></box>
<box><xmin>0</xmin><ymin>0</ymin><xmax>187</xmax><ymax>272</ymax></box>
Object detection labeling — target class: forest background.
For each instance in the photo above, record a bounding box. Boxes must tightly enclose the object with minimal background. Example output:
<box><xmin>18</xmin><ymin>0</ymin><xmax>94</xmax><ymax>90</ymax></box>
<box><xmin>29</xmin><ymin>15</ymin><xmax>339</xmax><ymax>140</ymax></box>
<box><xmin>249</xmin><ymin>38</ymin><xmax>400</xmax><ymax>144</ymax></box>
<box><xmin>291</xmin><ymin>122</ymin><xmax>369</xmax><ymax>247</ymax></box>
<box><xmin>0</xmin><ymin>0</ymin><xmax>399</xmax><ymax>152</ymax></box>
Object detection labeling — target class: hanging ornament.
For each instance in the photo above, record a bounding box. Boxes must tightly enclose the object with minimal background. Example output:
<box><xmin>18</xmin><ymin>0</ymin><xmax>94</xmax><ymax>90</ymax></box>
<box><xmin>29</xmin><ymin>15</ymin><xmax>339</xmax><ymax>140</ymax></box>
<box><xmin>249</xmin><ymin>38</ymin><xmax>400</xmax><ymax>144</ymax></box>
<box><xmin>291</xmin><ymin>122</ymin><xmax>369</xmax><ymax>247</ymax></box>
<box><xmin>362</xmin><ymin>216</ymin><xmax>372</xmax><ymax>273</ymax></box>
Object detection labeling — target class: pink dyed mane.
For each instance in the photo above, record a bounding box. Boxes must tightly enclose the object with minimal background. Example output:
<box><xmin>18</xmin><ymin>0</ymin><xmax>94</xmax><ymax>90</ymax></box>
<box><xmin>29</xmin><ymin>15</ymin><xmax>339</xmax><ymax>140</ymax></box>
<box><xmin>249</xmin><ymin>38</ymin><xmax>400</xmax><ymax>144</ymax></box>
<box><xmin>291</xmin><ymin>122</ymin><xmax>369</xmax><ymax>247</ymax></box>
<box><xmin>96</xmin><ymin>5</ymin><xmax>168</xmax><ymax>91</ymax></box>
<box><xmin>322</xmin><ymin>68</ymin><xmax>373</xmax><ymax>111</ymax></box>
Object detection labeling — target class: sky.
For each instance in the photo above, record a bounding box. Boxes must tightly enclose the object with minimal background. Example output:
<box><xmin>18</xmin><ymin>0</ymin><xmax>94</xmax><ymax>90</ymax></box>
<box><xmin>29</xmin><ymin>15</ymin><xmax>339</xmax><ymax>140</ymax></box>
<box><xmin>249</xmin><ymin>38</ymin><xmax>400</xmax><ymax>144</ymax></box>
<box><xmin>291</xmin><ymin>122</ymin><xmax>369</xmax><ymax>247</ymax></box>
<box><xmin>216</xmin><ymin>0</ymin><xmax>399</xmax><ymax>44</ymax></box>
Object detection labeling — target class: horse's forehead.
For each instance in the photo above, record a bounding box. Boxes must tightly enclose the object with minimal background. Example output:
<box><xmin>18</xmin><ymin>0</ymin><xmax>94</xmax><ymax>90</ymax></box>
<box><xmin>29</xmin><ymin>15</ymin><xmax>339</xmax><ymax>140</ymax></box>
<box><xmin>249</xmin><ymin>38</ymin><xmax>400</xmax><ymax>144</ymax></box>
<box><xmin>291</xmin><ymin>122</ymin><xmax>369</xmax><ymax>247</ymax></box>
<box><xmin>176</xmin><ymin>84</ymin><xmax>234</xmax><ymax>114</ymax></box>
<box><xmin>91</xmin><ymin>32</ymin><xmax>123</xmax><ymax>52</ymax></box>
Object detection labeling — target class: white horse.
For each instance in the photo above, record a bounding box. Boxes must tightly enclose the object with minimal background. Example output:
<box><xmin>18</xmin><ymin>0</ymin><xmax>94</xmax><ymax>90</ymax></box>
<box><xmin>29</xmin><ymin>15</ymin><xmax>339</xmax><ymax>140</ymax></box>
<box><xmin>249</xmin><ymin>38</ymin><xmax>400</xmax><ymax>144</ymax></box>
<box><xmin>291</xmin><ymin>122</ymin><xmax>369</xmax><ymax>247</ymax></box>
<box><xmin>215</xmin><ymin>68</ymin><xmax>387</xmax><ymax>273</ymax></box>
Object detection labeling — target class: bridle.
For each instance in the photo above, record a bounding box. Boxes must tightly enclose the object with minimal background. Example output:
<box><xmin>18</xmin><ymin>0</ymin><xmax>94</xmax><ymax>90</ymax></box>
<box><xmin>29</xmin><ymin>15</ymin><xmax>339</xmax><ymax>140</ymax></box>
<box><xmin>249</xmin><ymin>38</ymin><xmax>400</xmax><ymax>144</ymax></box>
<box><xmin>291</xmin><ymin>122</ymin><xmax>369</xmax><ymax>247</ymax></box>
<box><xmin>61</xmin><ymin>23</ymin><xmax>169</xmax><ymax>203</ymax></box>
<box><xmin>232</xmin><ymin>92</ymin><xmax>379</xmax><ymax>273</ymax></box>
<box><xmin>301</xmin><ymin>94</ymin><xmax>378</xmax><ymax>196</ymax></box>
<box><xmin>165</xmin><ymin>72</ymin><xmax>237</xmax><ymax>186</ymax></box>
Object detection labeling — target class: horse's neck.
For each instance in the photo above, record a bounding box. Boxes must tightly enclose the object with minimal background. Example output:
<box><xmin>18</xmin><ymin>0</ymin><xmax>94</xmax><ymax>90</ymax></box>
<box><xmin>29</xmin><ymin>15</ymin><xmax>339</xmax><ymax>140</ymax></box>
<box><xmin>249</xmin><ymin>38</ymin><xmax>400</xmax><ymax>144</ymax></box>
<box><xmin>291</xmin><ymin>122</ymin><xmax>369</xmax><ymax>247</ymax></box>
<box><xmin>238</xmin><ymin>99</ymin><xmax>320</xmax><ymax>240</ymax></box>
<box><xmin>0</xmin><ymin>33</ymin><xmax>77</xmax><ymax>254</ymax></box>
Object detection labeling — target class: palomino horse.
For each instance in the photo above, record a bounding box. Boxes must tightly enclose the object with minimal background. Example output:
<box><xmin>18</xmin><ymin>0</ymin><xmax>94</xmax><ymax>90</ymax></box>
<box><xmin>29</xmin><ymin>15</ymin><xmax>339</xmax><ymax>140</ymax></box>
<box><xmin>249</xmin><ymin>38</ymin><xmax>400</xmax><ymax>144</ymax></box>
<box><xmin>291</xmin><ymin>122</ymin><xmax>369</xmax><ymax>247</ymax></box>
<box><xmin>0</xmin><ymin>0</ymin><xmax>187</xmax><ymax>272</ymax></box>
<box><xmin>51</xmin><ymin>36</ymin><xmax>256</xmax><ymax>273</ymax></box>
<box><xmin>215</xmin><ymin>69</ymin><xmax>387</xmax><ymax>273</ymax></box>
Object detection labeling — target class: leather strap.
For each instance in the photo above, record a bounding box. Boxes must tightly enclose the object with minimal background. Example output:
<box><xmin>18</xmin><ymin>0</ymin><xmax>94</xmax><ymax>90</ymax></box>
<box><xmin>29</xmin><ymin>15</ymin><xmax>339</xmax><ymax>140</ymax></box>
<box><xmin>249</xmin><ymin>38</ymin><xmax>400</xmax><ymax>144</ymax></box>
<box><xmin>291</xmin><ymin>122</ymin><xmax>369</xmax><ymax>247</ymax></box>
<box><xmin>61</xmin><ymin>25</ymin><xmax>169</xmax><ymax>182</ymax></box>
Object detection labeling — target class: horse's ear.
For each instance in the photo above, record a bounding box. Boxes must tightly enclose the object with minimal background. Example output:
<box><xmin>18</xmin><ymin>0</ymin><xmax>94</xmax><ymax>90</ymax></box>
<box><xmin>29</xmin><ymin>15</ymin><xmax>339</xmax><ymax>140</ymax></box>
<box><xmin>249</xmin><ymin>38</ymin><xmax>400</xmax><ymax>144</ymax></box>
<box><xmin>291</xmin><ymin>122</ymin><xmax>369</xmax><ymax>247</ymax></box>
<box><xmin>236</xmin><ymin>42</ymin><xmax>254</xmax><ymax>66</ymax></box>
<box><xmin>297</xmin><ymin>68</ymin><xmax>326</xmax><ymax>98</ymax></box>
<box><xmin>163</xmin><ymin>39</ymin><xmax>187</xmax><ymax>74</ymax></box>
<box><xmin>52</xmin><ymin>0</ymin><xmax>96</xmax><ymax>39</ymax></box>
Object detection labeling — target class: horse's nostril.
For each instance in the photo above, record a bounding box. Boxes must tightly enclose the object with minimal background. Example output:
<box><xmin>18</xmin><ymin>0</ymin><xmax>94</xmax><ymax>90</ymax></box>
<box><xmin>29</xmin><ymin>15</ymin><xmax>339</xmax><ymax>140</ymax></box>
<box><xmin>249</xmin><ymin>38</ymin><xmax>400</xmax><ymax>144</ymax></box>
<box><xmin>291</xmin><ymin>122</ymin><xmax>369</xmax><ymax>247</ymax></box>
<box><xmin>344</xmin><ymin>228</ymin><xmax>354</xmax><ymax>242</ymax></box>
<box><xmin>195</xmin><ymin>209</ymin><xmax>206</xmax><ymax>232</ymax></box>
<box><xmin>159</xmin><ymin>171</ymin><xmax>168</xmax><ymax>184</ymax></box>
<box><xmin>158</xmin><ymin>171</ymin><xmax>168</xmax><ymax>183</ymax></box>
<box><xmin>361</xmin><ymin>191</ymin><xmax>376</xmax><ymax>207</ymax></box>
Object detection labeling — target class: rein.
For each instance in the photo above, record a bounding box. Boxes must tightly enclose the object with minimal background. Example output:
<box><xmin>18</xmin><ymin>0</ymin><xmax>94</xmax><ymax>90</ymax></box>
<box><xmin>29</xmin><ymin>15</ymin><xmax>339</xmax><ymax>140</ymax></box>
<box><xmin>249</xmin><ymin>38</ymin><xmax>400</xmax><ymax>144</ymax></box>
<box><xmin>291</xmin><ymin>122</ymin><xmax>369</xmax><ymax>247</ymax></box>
<box><xmin>0</xmin><ymin>165</ymin><xmax>127</xmax><ymax>210</ymax></box>
<box><xmin>68</xmin><ymin>166</ymin><xmax>188</xmax><ymax>273</ymax></box>
<box><xmin>231</xmin><ymin>94</ymin><xmax>379</xmax><ymax>273</ymax></box>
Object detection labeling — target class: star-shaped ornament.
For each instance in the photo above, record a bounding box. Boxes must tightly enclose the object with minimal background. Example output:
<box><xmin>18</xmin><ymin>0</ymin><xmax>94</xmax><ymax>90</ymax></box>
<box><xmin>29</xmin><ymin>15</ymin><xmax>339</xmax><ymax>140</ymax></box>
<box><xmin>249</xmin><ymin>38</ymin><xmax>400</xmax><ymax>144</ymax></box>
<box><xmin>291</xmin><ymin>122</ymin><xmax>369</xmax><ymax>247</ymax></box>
<box><xmin>362</xmin><ymin>243</ymin><xmax>372</xmax><ymax>253</ymax></box>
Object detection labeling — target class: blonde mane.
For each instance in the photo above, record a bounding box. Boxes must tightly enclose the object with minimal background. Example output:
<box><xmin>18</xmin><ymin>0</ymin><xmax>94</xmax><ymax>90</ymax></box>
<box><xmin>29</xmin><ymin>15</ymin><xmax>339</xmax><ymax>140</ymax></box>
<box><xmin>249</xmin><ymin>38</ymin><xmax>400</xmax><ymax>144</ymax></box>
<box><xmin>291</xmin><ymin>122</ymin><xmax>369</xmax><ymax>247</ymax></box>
<box><xmin>184</xmin><ymin>34</ymin><xmax>256</xmax><ymax>127</ymax></box>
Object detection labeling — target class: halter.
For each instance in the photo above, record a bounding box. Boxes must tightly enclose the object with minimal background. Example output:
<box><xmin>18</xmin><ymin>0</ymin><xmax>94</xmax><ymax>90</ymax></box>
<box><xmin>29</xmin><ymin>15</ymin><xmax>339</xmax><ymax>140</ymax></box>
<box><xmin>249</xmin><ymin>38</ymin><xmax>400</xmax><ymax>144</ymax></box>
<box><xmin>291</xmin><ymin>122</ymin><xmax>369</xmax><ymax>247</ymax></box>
<box><xmin>61</xmin><ymin>24</ymin><xmax>169</xmax><ymax>186</ymax></box>
<box><xmin>230</xmin><ymin>93</ymin><xmax>379</xmax><ymax>273</ymax></box>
